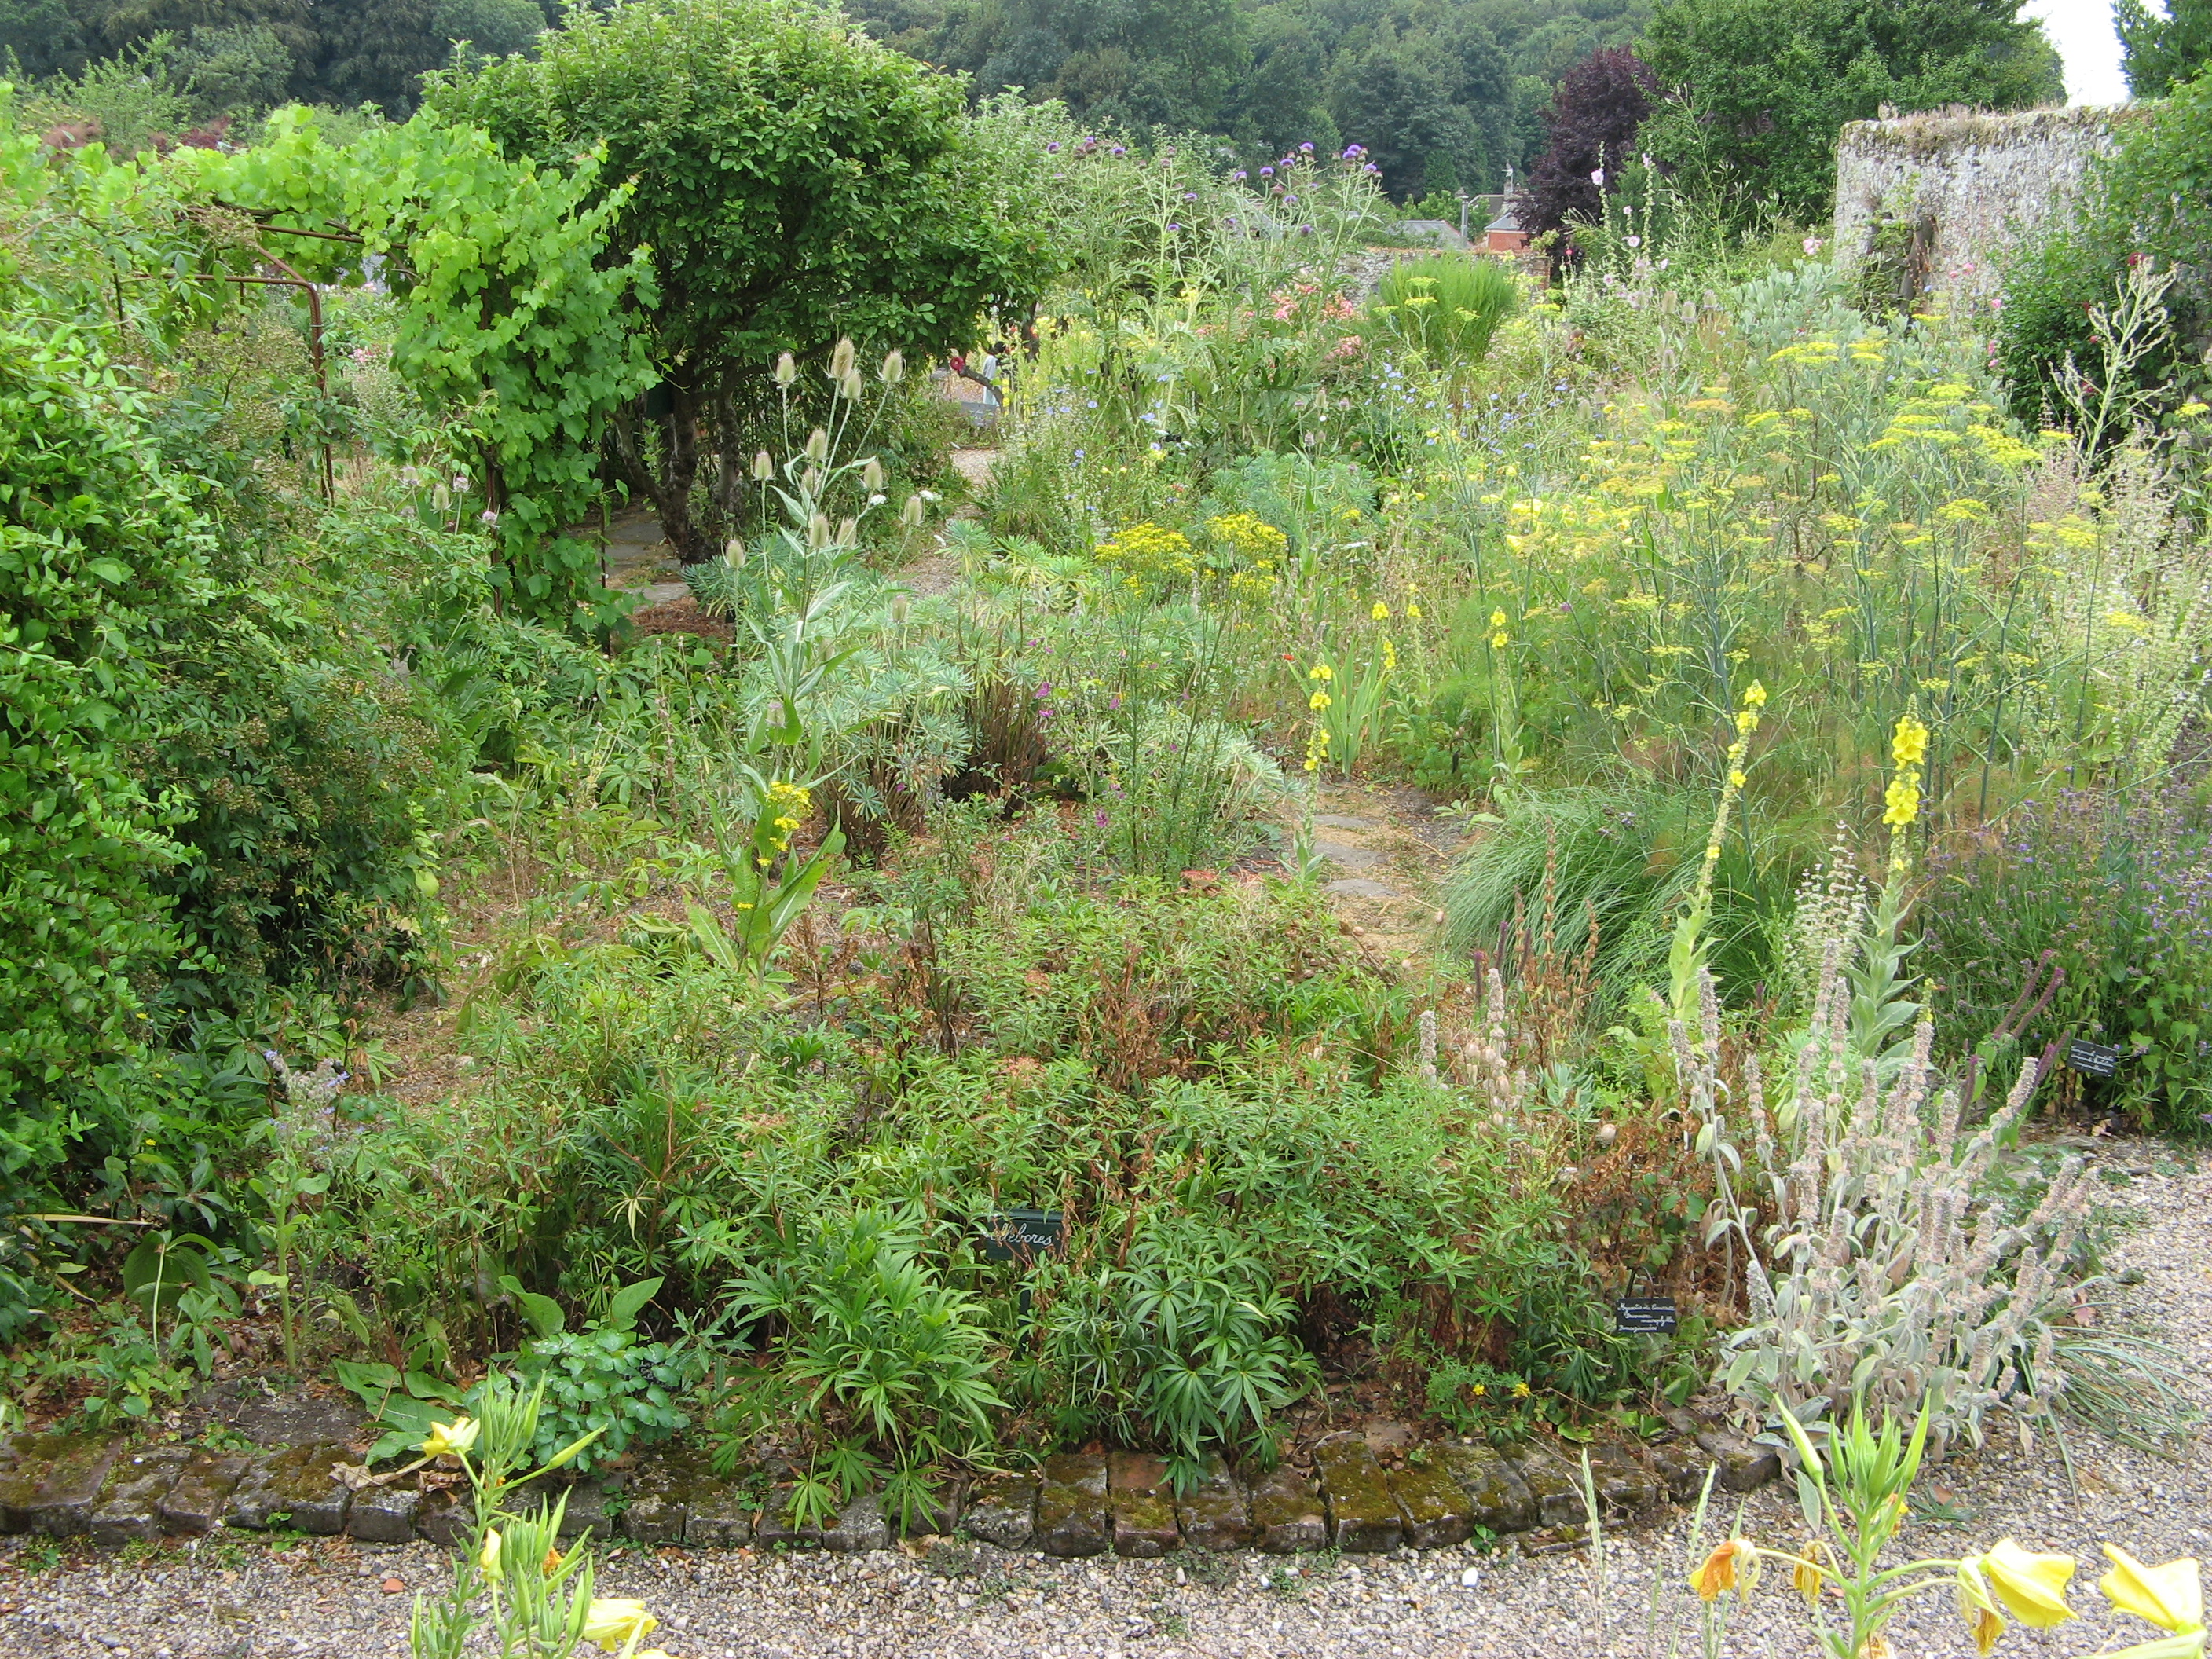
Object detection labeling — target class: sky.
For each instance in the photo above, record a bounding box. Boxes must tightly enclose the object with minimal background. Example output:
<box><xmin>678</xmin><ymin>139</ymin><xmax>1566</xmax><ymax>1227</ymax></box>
<box><xmin>2023</xmin><ymin>0</ymin><xmax>2130</xmax><ymax>104</ymax></box>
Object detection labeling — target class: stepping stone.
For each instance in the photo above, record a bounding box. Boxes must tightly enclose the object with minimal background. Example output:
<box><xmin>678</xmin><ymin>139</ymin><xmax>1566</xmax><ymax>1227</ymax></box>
<box><xmin>620</xmin><ymin>1452</ymin><xmax>709</xmax><ymax>1546</ymax></box>
<box><xmin>1435</xmin><ymin>1442</ymin><xmax>1535</xmax><ymax>1533</ymax></box>
<box><xmin>961</xmin><ymin>1474</ymin><xmax>1035</xmax><ymax>1550</ymax></box>
<box><xmin>1583</xmin><ymin>1442</ymin><xmax>1663</xmax><ymax>1514</ymax></box>
<box><xmin>1106</xmin><ymin>1452</ymin><xmax>1180</xmax><ymax>1558</ymax></box>
<box><xmin>1311</xmin><ymin>814</ymin><xmax>1379</xmax><ymax>830</ymax></box>
<box><xmin>27</xmin><ymin>1434</ymin><xmax>125</xmax><ymax>1536</ymax></box>
<box><xmin>1694</xmin><ymin>1425</ymin><xmax>1780</xmax><ymax>1492</ymax></box>
<box><xmin>412</xmin><ymin>1487</ymin><xmax>474</xmax><ymax>1547</ymax></box>
<box><xmin>1643</xmin><ymin>1438</ymin><xmax>1708</xmax><ymax>1502</ymax></box>
<box><xmin>1247</xmin><ymin>1463</ymin><xmax>1324</xmax><ymax>1553</ymax></box>
<box><xmin>1034</xmin><ymin>1452</ymin><xmax>1107</xmax><ymax>1557</ymax></box>
<box><xmin>1322</xmin><ymin>878</ymin><xmax>1397</xmax><ymax>899</ymax></box>
<box><xmin>346</xmin><ymin>1482</ymin><xmax>423</xmax><ymax>1544</ymax></box>
<box><xmin>1174</xmin><ymin>1456</ymin><xmax>1253</xmax><ymax>1551</ymax></box>
<box><xmin>1314</xmin><ymin>1438</ymin><xmax>1402</xmax><ymax>1552</ymax></box>
<box><xmin>1313</xmin><ymin>839</ymin><xmax>1384</xmax><ymax>870</ymax></box>
<box><xmin>225</xmin><ymin>1443</ymin><xmax>352</xmax><ymax>1533</ymax></box>
<box><xmin>91</xmin><ymin>1448</ymin><xmax>189</xmax><ymax>1547</ymax></box>
<box><xmin>822</xmin><ymin>1490</ymin><xmax>890</xmax><ymax>1552</ymax></box>
<box><xmin>159</xmin><ymin>1452</ymin><xmax>249</xmax><ymax>1536</ymax></box>
<box><xmin>682</xmin><ymin>1480</ymin><xmax>754</xmax><ymax>1549</ymax></box>
<box><xmin>1501</xmin><ymin>1444</ymin><xmax>1584</xmax><ymax>1527</ymax></box>
<box><xmin>0</xmin><ymin>1434</ymin><xmax>68</xmax><ymax>1533</ymax></box>
<box><xmin>1388</xmin><ymin>1456</ymin><xmax>1474</xmax><ymax>1549</ymax></box>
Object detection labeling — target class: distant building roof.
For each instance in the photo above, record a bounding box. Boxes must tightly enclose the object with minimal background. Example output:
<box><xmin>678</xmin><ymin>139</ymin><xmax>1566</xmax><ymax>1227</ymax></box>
<box><xmin>1395</xmin><ymin>218</ymin><xmax>1473</xmax><ymax>251</ymax></box>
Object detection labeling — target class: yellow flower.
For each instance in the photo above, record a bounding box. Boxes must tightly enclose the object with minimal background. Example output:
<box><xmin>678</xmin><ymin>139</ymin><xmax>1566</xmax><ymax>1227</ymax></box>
<box><xmin>1792</xmin><ymin>1544</ymin><xmax>1829</xmax><ymax>1606</ymax></box>
<box><xmin>1406</xmin><ymin>601</ymin><xmax>1422</xmax><ymax>619</ymax></box>
<box><xmin>2099</xmin><ymin>1545</ymin><xmax>2203</xmax><ymax>1635</ymax></box>
<box><xmin>582</xmin><ymin>1598</ymin><xmax>659</xmax><ymax>1652</ymax></box>
<box><xmin>1728</xmin><ymin>770</ymin><xmax>1747</xmax><ymax>789</ymax></box>
<box><xmin>1372</xmin><ymin>600</ymin><xmax>1390</xmax><ymax>621</ymax></box>
<box><xmin>1972</xmin><ymin>1541</ymin><xmax>2078</xmax><ymax>1629</ymax></box>
<box><xmin>1891</xmin><ymin>714</ymin><xmax>1929</xmax><ymax>767</ymax></box>
<box><xmin>1743</xmin><ymin>679</ymin><xmax>1767</xmax><ymax>708</ymax></box>
<box><xmin>1491</xmin><ymin>631</ymin><xmax>1511</xmax><ymax>649</ymax></box>
<box><xmin>1309</xmin><ymin>663</ymin><xmax>1333</xmax><ymax>682</ymax></box>
<box><xmin>1309</xmin><ymin>690</ymin><xmax>1333</xmax><ymax>711</ymax></box>
<box><xmin>478</xmin><ymin>1527</ymin><xmax>503</xmax><ymax>1578</ymax></box>
<box><xmin>1690</xmin><ymin>1538</ymin><xmax>1760</xmax><ymax>1601</ymax></box>
<box><xmin>1470</xmin><ymin>1383</ymin><xmax>1486</xmax><ymax>1397</ymax></box>
<box><xmin>1957</xmin><ymin>1562</ymin><xmax>2009</xmax><ymax>1654</ymax></box>
<box><xmin>421</xmin><ymin>1417</ymin><xmax>480</xmax><ymax>1458</ymax></box>
<box><xmin>1511</xmin><ymin>1380</ymin><xmax>1530</xmax><ymax>1398</ymax></box>
<box><xmin>1883</xmin><ymin>775</ymin><xmax>1921</xmax><ymax>828</ymax></box>
<box><xmin>1489</xmin><ymin>608</ymin><xmax>1508</xmax><ymax>629</ymax></box>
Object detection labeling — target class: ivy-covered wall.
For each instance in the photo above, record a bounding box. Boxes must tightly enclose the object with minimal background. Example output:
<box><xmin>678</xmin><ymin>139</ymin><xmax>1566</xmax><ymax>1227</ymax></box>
<box><xmin>1831</xmin><ymin>105</ymin><xmax>2130</xmax><ymax>308</ymax></box>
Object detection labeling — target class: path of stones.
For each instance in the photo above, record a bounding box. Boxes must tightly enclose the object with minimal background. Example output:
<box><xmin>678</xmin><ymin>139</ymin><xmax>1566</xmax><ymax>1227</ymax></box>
<box><xmin>9</xmin><ymin>462</ymin><xmax>2205</xmax><ymax>1657</ymax></box>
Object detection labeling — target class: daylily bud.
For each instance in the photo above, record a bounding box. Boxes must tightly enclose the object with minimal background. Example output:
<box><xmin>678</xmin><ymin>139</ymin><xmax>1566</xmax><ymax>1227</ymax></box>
<box><xmin>478</xmin><ymin>1527</ymin><xmax>504</xmax><ymax>1578</ymax></box>
<box><xmin>863</xmin><ymin>456</ymin><xmax>885</xmax><ymax>490</ymax></box>
<box><xmin>880</xmin><ymin>348</ymin><xmax>905</xmax><ymax>384</ymax></box>
<box><xmin>804</xmin><ymin>427</ymin><xmax>829</xmax><ymax>463</ymax></box>
<box><xmin>775</xmin><ymin>353</ymin><xmax>797</xmax><ymax>387</ymax></box>
<box><xmin>753</xmin><ymin>449</ymin><xmax>773</xmax><ymax>481</ymax></box>
<box><xmin>830</xmin><ymin>335</ymin><xmax>856</xmax><ymax>382</ymax></box>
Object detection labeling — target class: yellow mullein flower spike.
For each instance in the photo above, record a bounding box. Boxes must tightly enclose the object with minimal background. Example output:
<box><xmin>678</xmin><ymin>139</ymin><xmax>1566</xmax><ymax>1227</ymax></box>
<box><xmin>2100</xmin><ymin>1546</ymin><xmax>2203</xmax><ymax>1635</ymax></box>
<box><xmin>1892</xmin><ymin>714</ymin><xmax>1929</xmax><ymax>767</ymax></box>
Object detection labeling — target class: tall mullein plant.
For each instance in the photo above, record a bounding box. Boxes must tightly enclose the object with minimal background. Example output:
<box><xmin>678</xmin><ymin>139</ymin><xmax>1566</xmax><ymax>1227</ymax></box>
<box><xmin>1667</xmin><ymin>679</ymin><xmax>1766</xmax><ymax>1027</ymax></box>
<box><xmin>1847</xmin><ymin>712</ymin><xmax>1930</xmax><ymax>1067</ymax></box>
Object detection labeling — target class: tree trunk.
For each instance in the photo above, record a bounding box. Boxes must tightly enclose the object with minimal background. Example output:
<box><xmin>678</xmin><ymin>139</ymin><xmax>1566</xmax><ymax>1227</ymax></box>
<box><xmin>608</xmin><ymin>378</ymin><xmax>716</xmax><ymax>563</ymax></box>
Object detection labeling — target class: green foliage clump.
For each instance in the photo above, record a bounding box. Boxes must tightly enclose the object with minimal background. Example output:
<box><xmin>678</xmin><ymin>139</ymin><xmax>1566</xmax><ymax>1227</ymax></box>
<box><xmin>0</xmin><ymin>324</ymin><xmax>206</xmax><ymax>1203</ymax></box>
<box><xmin>1372</xmin><ymin>255</ymin><xmax>1519</xmax><ymax>365</ymax></box>
<box><xmin>516</xmin><ymin>1326</ymin><xmax>694</xmax><ymax>1474</ymax></box>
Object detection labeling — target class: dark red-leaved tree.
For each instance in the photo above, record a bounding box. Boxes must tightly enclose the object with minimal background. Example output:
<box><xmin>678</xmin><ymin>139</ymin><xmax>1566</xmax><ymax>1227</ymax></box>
<box><xmin>1514</xmin><ymin>47</ymin><xmax>1661</xmax><ymax>247</ymax></box>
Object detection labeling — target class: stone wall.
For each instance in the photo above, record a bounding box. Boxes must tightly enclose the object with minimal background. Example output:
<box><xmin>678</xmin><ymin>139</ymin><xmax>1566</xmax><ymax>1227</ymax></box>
<box><xmin>1830</xmin><ymin>105</ymin><xmax>2132</xmax><ymax>306</ymax></box>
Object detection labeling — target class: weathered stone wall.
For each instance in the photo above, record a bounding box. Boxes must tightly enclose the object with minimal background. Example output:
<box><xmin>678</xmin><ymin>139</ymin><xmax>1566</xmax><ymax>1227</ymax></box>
<box><xmin>1831</xmin><ymin>105</ymin><xmax>2131</xmax><ymax>306</ymax></box>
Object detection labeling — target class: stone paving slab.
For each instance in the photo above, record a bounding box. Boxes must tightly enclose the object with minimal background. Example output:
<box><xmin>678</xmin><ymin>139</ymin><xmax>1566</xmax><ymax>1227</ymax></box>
<box><xmin>1247</xmin><ymin>1463</ymin><xmax>1326</xmax><ymax>1553</ymax></box>
<box><xmin>1034</xmin><ymin>1452</ymin><xmax>1108</xmax><ymax>1558</ymax></box>
<box><xmin>1315</xmin><ymin>1438</ymin><xmax>1404</xmax><ymax>1552</ymax></box>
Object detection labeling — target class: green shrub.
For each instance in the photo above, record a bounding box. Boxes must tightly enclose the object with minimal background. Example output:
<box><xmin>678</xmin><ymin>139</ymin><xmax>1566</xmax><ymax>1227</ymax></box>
<box><xmin>515</xmin><ymin>1326</ymin><xmax>694</xmax><ymax>1474</ymax></box>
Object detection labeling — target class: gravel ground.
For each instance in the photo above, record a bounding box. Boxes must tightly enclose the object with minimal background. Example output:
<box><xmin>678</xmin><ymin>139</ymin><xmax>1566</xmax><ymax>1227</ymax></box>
<box><xmin>5</xmin><ymin>1141</ymin><xmax>2203</xmax><ymax>1659</ymax></box>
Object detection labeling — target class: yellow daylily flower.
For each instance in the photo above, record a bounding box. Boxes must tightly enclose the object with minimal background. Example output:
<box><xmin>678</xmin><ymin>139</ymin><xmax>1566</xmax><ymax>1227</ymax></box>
<box><xmin>1690</xmin><ymin>1537</ymin><xmax>1759</xmax><ymax>1601</ymax></box>
<box><xmin>1974</xmin><ymin>1540</ymin><xmax>2079</xmax><ymax>1628</ymax></box>
<box><xmin>1957</xmin><ymin>1562</ymin><xmax>2009</xmax><ymax>1654</ymax></box>
<box><xmin>421</xmin><ymin>1416</ymin><xmax>480</xmax><ymax>1458</ymax></box>
<box><xmin>2100</xmin><ymin>1546</ymin><xmax>2203</xmax><ymax>1635</ymax></box>
<box><xmin>582</xmin><ymin>1597</ymin><xmax>659</xmax><ymax>1652</ymax></box>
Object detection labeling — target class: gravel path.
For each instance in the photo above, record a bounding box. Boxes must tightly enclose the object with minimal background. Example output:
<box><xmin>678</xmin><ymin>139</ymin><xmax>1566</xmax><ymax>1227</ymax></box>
<box><xmin>6</xmin><ymin>1141</ymin><xmax>2203</xmax><ymax>1659</ymax></box>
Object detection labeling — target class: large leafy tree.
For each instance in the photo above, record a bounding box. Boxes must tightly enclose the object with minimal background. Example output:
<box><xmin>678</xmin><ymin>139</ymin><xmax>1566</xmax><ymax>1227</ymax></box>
<box><xmin>1517</xmin><ymin>44</ymin><xmax>1656</xmax><ymax>240</ymax></box>
<box><xmin>428</xmin><ymin>0</ymin><xmax>1055</xmax><ymax>563</ymax></box>
<box><xmin>1640</xmin><ymin>0</ymin><xmax>2064</xmax><ymax>224</ymax></box>
<box><xmin>2117</xmin><ymin>0</ymin><xmax>2212</xmax><ymax>99</ymax></box>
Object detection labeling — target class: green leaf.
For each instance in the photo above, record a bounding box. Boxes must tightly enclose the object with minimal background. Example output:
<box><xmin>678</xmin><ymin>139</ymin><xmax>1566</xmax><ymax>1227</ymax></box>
<box><xmin>499</xmin><ymin>1274</ymin><xmax>567</xmax><ymax>1339</ymax></box>
<box><xmin>604</xmin><ymin>1276</ymin><xmax>663</xmax><ymax>1332</ymax></box>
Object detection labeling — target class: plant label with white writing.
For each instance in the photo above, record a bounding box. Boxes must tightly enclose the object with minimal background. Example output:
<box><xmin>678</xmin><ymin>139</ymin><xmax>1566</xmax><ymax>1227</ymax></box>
<box><xmin>1614</xmin><ymin>1297</ymin><xmax>1678</xmax><ymax>1335</ymax></box>
<box><xmin>2065</xmin><ymin>1040</ymin><xmax>2121</xmax><ymax>1079</ymax></box>
<box><xmin>978</xmin><ymin>1210</ymin><xmax>1063</xmax><ymax>1265</ymax></box>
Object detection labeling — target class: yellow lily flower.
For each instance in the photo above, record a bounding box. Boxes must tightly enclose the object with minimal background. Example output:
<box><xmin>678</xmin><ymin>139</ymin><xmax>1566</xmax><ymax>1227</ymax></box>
<box><xmin>1957</xmin><ymin>1562</ymin><xmax>2008</xmax><ymax>1655</ymax></box>
<box><xmin>1972</xmin><ymin>1540</ymin><xmax>2078</xmax><ymax>1628</ymax></box>
<box><xmin>420</xmin><ymin>1416</ymin><xmax>480</xmax><ymax>1458</ymax></box>
<box><xmin>477</xmin><ymin>1527</ymin><xmax>502</xmax><ymax>1578</ymax></box>
<box><xmin>582</xmin><ymin>1598</ymin><xmax>659</xmax><ymax>1652</ymax></box>
<box><xmin>1690</xmin><ymin>1537</ymin><xmax>1759</xmax><ymax>1601</ymax></box>
<box><xmin>2079</xmin><ymin>1638</ymin><xmax>2207</xmax><ymax>1659</ymax></box>
<box><xmin>2100</xmin><ymin>1547</ymin><xmax>2203</xmax><ymax>1635</ymax></box>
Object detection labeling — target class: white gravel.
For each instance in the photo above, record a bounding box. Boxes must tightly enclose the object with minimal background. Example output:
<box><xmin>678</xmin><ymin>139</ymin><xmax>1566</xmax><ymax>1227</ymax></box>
<box><xmin>5</xmin><ymin>1141</ymin><xmax>2204</xmax><ymax>1659</ymax></box>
